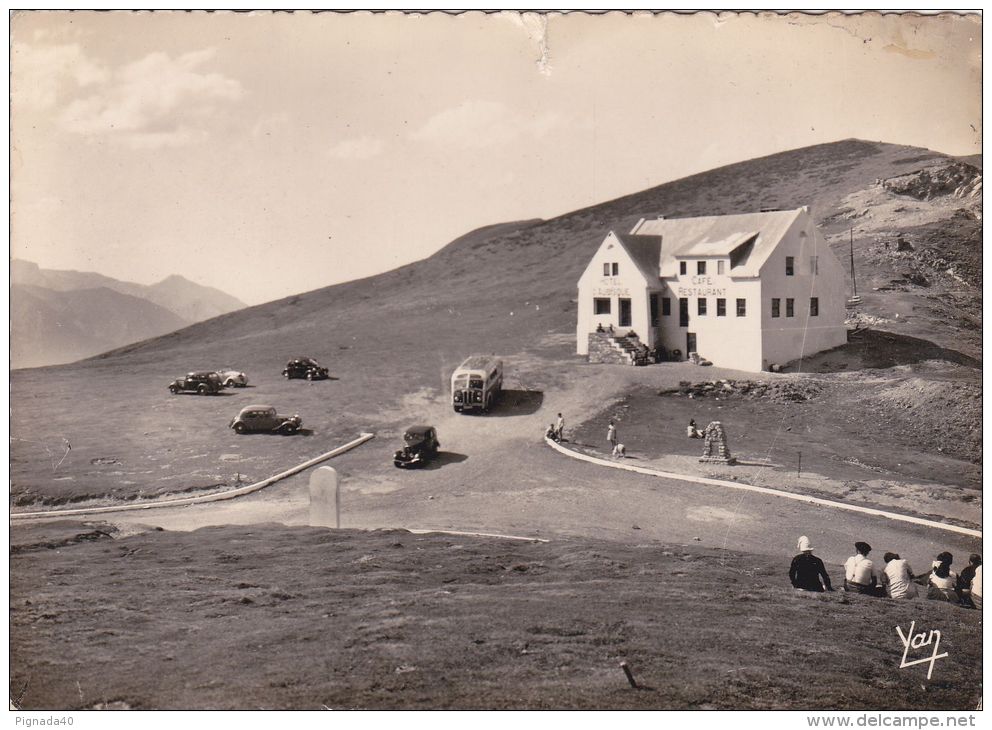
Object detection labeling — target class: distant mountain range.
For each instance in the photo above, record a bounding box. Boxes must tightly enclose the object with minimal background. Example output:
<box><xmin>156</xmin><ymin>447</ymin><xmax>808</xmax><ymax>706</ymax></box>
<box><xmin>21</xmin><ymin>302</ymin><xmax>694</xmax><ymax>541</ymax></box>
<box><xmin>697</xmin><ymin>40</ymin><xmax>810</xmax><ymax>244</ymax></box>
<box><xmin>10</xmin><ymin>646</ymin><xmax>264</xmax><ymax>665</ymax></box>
<box><xmin>10</xmin><ymin>260</ymin><xmax>246</xmax><ymax>369</ymax></box>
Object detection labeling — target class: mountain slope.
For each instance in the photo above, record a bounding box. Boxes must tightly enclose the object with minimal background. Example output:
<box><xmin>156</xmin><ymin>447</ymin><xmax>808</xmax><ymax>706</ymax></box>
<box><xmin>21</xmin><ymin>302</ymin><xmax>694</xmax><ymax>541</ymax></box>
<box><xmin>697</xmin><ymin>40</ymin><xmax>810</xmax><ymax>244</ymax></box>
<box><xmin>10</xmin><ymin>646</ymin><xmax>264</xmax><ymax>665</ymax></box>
<box><xmin>11</xmin><ymin>260</ymin><xmax>246</xmax><ymax>322</ymax></box>
<box><xmin>10</xmin><ymin>284</ymin><xmax>189</xmax><ymax>369</ymax></box>
<box><xmin>90</xmin><ymin>139</ymin><xmax>980</xmax><ymax>370</ymax></box>
<box><xmin>10</xmin><ymin>261</ymin><xmax>247</xmax><ymax>368</ymax></box>
<box><xmin>142</xmin><ymin>274</ymin><xmax>247</xmax><ymax>323</ymax></box>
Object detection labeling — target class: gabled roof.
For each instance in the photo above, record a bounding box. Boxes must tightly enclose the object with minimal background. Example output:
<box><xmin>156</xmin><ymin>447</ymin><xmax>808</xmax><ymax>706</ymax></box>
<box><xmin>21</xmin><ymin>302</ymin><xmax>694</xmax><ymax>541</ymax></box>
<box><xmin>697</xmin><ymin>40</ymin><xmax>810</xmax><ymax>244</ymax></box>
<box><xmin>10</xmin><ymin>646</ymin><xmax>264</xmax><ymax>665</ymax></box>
<box><xmin>612</xmin><ymin>232</ymin><xmax>664</xmax><ymax>283</ymax></box>
<box><xmin>631</xmin><ymin>208</ymin><xmax>805</xmax><ymax>277</ymax></box>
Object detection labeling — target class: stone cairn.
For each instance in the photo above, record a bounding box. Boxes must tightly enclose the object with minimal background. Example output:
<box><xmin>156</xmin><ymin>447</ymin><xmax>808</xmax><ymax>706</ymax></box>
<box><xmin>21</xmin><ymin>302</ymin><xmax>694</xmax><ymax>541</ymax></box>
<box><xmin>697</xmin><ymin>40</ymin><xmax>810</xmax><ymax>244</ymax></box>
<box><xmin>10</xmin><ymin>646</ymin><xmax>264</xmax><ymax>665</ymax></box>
<box><xmin>699</xmin><ymin>421</ymin><xmax>736</xmax><ymax>465</ymax></box>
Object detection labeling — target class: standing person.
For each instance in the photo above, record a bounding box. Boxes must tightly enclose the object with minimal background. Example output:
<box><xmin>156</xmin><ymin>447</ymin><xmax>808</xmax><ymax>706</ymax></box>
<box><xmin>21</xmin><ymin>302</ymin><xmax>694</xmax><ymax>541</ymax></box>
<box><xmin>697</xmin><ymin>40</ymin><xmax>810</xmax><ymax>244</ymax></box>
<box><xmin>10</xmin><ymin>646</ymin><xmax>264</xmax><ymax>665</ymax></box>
<box><xmin>556</xmin><ymin>413</ymin><xmax>565</xmax><ymax>442</ymax></box>
<box><xmin>789</xmin><ymin>536</ymin><xmax>833</xmax><ymax>592</ymax></box>
<box><xmin>607</xmin><ymin>420</ymin><xmax>617</xmax><ymax>452</ymax></box>
<box><xmin>844</xmin><ymin>541</ymin><xmax>882</xmax><ymax>596</ymax></box>
<box><xmin>881</xmin><ymin>552</ymin><xmax>918</xmax><ymax>599</ymax></box>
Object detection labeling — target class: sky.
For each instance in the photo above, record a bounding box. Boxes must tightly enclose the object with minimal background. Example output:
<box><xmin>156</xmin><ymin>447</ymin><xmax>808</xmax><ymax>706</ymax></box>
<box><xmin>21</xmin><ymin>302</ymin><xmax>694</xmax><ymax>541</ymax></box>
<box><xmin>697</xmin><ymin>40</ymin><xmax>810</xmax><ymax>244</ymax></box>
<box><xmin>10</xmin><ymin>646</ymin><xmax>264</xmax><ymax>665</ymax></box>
<box><xmin>10</xmin><ymin>11</ymin><xmax>982</xmax><ymax>305</ymax></box>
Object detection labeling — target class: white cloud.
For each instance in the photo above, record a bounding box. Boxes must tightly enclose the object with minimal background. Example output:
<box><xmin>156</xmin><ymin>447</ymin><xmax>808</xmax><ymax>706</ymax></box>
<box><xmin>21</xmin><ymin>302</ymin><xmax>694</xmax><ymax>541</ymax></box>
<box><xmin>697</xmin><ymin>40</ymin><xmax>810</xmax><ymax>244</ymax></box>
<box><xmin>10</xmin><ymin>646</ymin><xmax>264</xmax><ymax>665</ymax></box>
<box><xmin>11</xmin><ymin>41</ymin><xmax>109</xmax><ymax>110</ymax></box>
<box><xmin>410</xmin><ymin>100</ymin><xmax>564</xmax><ymax>150</ymax></box>
<box><xmin>56</xmin><ymin>48</ymin><xmax>242</xmax><ymax>148</ymax></box>
<box><xmin>327</xmin><ymin>135</ymin><xmax>385</xmax><ymax>160</ymax></box>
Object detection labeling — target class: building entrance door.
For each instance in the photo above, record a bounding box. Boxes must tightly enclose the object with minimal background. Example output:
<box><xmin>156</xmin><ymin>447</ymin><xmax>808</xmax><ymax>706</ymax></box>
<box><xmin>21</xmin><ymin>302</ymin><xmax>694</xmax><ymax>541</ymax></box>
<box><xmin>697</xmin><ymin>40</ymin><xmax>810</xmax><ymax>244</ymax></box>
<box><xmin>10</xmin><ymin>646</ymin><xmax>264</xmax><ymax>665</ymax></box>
<box><xmin>686</xmin><ymin>332</ymin><xmax>697</xmax><ymax>355</ymax></box>
<box><xmin>619</xmin><ymin>298</ymin><xmax>632</xmax><ymax>328</ymax></box>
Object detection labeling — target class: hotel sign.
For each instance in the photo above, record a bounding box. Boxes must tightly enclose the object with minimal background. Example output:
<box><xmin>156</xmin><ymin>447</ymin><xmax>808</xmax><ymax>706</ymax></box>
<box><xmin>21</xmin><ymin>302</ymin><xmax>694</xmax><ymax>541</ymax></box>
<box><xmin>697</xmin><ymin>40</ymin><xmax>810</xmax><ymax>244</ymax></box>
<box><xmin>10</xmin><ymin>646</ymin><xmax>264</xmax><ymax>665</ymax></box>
<box><xmin>594</xmin><ymin>278</ymin><xmax>629</xmax><ymax>297</ymax></box>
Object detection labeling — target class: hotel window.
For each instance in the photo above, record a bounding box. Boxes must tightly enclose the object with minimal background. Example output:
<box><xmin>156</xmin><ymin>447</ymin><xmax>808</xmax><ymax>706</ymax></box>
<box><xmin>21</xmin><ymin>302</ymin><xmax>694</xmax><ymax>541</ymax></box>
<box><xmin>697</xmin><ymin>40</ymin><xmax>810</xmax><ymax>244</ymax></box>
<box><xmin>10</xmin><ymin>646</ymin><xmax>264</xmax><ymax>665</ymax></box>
<box><xmin>810</xmin><ymin>256</ymin><xmax>819</xmax><ymax>275</ymax></box>
<box><xmin>736</xmin><ymin>298</ymin><xmax>746</xmax><ymax>317</ymax></box>
<box><xmin>603</xmin><ymin>263</ymin><xmax>610</xmax><ymax>276</ymax></box>
<box><xmin>662</xmin><ymin>297</ymin><xmax>671</xmax><ymax>316</ymax></box>
<box><xmin>786</xmin><ymin>298</ymin><xmax>795</xmax><ymax>317</ymax></box>
<box><xmin>786</xmin><ymin>256</ymin><xmax>795</xmax><ymax>276</ymax></box>
<box><xmin>697</xmin><ymin>261</ymin><xmax>706</xmax><ymax>275</ymax></box>
<box><xmin>594</xmin><ymin>298</ymin><xmax>611</xmax><ymax>315</ymax></box>
<box><xmin>771</xmin><ymin>298</ymin><xmax>780</xmax><ymax>318</ymax></box>
<box><xmin>612</xmin><ymin>262</ymin><xmax>619</xmax><ymax>276</ymax></box>
<box><xmin>650</xmin><ymin>294</ymin><xmax>659</xmax><ymax>326</ymax></box>
<box><xmin>679</xmin><ymin>261</ymin><xmax>687</xmax><ymax>275</ymax></box>
<box><xmin>698</xmin><ymin>298</ymin><xmax>707</xmax><ymax>316</ymax></box>
<box><xmin>717</xmin><ymin>260</ymin><xmax>725</xmax><ymax>275</ymax></box>
<box><xmin>810</xmin><ymin>297</ymin><xmax>819</xmax><ymax>316</ymax></box>
<box><xmin>716</xmin><ymin>298</ymin><xmax>726</xmax><ymax>317</ymax></box>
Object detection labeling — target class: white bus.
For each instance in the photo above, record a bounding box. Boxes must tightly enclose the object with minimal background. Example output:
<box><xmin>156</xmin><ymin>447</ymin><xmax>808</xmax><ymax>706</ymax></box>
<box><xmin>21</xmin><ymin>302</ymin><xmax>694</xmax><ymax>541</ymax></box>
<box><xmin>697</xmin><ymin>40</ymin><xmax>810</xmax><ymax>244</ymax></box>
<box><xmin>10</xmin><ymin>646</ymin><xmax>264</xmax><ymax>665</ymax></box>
<box><xmin>451</xmin><ymin>356</ymin><xmax>503</xmax><ymax>413</ymax></box>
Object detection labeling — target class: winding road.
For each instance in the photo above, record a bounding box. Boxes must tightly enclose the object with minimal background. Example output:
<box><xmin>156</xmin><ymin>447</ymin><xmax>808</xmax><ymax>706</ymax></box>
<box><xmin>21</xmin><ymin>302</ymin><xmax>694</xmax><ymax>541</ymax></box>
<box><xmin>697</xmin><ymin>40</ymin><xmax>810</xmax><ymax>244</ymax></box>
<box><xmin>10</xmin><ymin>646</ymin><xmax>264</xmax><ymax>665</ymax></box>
<box><xmin>15</xmin><ymin>363</ymin><xmax>982</xmax><ymax>581</ymax></box>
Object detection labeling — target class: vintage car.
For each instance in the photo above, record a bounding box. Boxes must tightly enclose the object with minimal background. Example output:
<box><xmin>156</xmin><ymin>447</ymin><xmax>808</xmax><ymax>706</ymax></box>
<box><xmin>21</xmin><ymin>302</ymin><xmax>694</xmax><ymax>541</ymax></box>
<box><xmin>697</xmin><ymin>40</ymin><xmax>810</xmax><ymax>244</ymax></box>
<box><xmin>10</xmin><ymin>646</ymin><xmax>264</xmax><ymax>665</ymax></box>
<box><xmin>229</xmin><ymin>405</ymin><xmax>302</xmax><ymax>435</ymax></box>
<box><xmin>393</xmin><ymin>425</ymin><xmax>440</xmax><ymax>468</ymax></box>
<box><xmin>216</xmin><ymin>369</ymin><xmax>249</xmax><ymax>388</ymax></box>
<box><xmin>168</xmin><ymin>371</ymin><xmax>223</xmax><ymax>395</ymax></box>
<box><xmin>282</xmin><ymin>357</ymin><xmax>329</xmax><ymax>381</ymax></box>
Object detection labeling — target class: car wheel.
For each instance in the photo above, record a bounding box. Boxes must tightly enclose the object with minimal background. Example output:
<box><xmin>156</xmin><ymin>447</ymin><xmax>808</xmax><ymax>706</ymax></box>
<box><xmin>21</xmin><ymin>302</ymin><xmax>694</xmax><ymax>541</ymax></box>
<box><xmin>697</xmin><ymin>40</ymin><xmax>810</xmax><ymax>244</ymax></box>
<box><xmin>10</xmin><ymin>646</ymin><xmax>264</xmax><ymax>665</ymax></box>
<box><xmin>306</xmin><ymin>372</ymin><xmax>314</xmax><ymax>381</ymax></box>
<box><xmin>198</xmin><ymin>384</ymin><xmax>208</xmax><ymax>395</ymax></box>
<box><xmin>225</xmin><ymin>379</ymin><xmax>234</xmax><ymax>388</ymax></box>
<box><xmin>234</xmin><ymin>423</ymin><xmax>246</xmax><ymax>434</ymax></box>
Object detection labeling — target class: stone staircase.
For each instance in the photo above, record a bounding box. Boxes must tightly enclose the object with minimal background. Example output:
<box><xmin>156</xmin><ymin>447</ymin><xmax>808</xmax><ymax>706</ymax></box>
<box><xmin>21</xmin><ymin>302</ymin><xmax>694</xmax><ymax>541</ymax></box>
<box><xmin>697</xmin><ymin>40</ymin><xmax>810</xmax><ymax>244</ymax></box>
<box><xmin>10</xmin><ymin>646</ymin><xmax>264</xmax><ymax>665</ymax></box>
<box><xmin>587</xmin><ymin>331</ymin><xmax>651</xmax><ymax>365</ymax></box>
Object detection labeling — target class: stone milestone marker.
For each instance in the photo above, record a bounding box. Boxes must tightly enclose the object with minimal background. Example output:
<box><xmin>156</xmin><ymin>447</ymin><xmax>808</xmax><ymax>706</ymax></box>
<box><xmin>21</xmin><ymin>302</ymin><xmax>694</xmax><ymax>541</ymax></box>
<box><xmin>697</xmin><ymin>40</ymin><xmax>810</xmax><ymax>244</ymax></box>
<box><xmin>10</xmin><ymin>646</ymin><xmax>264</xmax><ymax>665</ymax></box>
<box><xmin>309</xmin><ymin>466</ymin><xmax>340</xmax><ymax>528</ymax></box>
<box><xmin>699</xmin><ymin>421</ymin><xmax>737</xmax><ymax>465</ymax></box>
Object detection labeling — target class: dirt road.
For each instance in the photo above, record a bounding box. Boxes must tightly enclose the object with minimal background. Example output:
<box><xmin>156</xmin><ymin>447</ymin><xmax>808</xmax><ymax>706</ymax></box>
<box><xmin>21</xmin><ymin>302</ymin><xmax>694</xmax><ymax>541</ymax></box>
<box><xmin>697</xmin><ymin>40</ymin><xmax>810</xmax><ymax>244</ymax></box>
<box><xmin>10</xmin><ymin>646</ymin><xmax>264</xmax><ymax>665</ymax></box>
<box><xmin>95</xmin><ymin>361</ymin><xmax>981</xmax><ymax>580</ymax></box>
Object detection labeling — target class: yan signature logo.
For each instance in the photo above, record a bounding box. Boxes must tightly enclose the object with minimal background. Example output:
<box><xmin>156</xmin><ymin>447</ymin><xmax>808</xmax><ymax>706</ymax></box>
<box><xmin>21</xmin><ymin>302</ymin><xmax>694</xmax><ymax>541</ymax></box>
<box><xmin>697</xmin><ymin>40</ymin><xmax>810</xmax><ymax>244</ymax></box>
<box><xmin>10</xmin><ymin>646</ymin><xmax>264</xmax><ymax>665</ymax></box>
<box><xmin>896</xmin><ymin>620</ymin><xmax>948</xmax><ymax>679</ymax></box>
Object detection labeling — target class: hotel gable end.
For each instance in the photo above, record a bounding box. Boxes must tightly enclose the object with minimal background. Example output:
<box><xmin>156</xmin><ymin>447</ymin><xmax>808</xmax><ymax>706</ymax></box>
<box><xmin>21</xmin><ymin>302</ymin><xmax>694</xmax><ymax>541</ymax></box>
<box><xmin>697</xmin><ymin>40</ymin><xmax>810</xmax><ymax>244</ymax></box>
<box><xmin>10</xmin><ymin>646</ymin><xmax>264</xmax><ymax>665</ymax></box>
<box><xmin>576</xmin><ymin>207</ymin><xmax>848</xmax><ymax>372</ymax></box>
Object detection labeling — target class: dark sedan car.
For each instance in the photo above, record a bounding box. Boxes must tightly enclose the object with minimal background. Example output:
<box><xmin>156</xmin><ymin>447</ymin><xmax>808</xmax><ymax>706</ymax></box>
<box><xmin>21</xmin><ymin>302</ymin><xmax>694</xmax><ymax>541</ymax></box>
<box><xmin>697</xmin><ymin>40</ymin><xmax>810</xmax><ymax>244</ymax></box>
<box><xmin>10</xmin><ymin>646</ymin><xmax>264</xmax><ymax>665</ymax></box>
<box><xmin>229</xmin><ymin>405</ymin><xmax>302</xmax><ymax>435</ymax></box>
<box><xmin>393</xmin><ymin>425</ymin><xmax>440</xmax><ymax>468</ymax></box>
<box><xmin>168</xmin><ymin>371</ymin><xmax>223</xmax><ymax>395</ymax></box>
<box><xmin>282</xmin><ymin>357</ymin><xmax>329</xmax><ymax>380</ymax></box>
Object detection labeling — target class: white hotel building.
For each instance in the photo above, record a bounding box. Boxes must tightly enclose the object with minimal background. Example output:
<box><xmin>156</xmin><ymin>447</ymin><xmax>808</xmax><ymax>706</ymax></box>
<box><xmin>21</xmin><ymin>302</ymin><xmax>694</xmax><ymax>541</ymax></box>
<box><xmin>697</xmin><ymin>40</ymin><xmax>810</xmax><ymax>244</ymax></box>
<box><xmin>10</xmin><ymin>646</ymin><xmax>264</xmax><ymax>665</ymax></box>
<box><xmin>576</xmin><ymin>208</ymin><xmax>848</xmax><ymax>372</ymax></box>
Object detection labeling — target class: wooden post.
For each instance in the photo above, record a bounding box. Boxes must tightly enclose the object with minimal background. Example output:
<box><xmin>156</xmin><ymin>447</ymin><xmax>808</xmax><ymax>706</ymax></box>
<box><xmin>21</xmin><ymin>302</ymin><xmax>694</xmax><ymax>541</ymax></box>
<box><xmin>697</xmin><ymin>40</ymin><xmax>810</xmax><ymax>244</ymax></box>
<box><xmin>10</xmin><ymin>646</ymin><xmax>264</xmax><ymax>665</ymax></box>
<box><xmin>850</xmin><ymin>228</ymin><xmax>857</xmax><ymax>298</ymax></box>
<box><xmin>309</xmin><ymin>466</ymin><xmax>340</xmax><ymax>528</ymax></box>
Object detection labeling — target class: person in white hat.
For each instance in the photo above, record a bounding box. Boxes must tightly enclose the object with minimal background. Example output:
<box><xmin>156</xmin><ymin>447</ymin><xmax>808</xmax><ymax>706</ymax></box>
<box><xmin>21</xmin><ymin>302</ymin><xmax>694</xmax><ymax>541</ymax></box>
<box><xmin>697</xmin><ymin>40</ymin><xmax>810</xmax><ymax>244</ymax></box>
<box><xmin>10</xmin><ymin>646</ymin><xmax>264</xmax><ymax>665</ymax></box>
<box><xmin>789</xmin><ymin>536</ymin><xmax>833</xmax><ymax>592</ymax></box>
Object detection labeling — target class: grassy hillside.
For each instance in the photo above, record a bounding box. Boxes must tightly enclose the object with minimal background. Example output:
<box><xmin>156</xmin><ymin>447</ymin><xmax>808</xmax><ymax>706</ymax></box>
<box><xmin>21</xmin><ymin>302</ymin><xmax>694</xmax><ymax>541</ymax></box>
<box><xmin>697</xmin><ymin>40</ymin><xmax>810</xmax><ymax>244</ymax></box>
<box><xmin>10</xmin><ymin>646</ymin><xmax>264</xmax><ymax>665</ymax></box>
<box><xmin>85</xmin><ymin>139</ymin><xmax>978</xmax><ymax>368</ymax></box>
<box><xmin>10</xmin><ymin>522</ymin><xmax>982</xmax><ymax>711</ymax></box>
<box><xmin>10</xmin><ymin>139</ymin><xmax>981</xmax><ymax>506</ymax></box>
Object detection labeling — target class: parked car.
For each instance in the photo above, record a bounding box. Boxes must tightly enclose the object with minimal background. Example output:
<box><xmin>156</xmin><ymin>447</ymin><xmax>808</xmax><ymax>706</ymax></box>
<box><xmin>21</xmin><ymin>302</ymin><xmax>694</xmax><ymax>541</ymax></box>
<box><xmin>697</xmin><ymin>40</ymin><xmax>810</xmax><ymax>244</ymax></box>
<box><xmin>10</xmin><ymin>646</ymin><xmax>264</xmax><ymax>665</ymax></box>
<box><xmin>283</xmin><ymin>357</ymin><xmax>329</xmax><ymax>380</ymax></box>
<box><xmin>393</xmin><ymin>425</ymin><xmax>440</xmax><ymax>468</ymax></box>
<box><xmin>229</xmin><ymin>405</ymin><xmax>302</xmax><ymax>435</ymax></box>
<box><xmin>168</xmin><ymin>371</ymin><xmax>223</xmax><ymax>395</ymax></box>
<box><xmin>217</xmin><ymin>369</ymin><xmax>249</xmax><ymax>388</ymax></box>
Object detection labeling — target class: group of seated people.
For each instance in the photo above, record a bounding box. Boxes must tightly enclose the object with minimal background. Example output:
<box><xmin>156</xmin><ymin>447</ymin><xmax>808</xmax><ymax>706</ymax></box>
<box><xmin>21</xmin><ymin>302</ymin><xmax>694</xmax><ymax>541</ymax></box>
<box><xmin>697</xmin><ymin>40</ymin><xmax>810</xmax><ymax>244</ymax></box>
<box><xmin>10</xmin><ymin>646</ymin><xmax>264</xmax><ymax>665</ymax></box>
<box><xmin>789</xmin><ymin>536</ymin><xmax>982</xmax><ymax>608</ymax></box>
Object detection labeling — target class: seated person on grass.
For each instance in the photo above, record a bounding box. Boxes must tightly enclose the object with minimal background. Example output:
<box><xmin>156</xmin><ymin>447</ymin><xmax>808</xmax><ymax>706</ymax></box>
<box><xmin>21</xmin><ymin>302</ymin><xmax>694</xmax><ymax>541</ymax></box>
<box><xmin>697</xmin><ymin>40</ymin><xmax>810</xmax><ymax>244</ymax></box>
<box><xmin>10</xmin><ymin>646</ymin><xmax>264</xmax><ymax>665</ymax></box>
<box><xmin>789</xmin><ymin>536</ymin><xmax>833</xmax><ymax>592</ymax></box>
